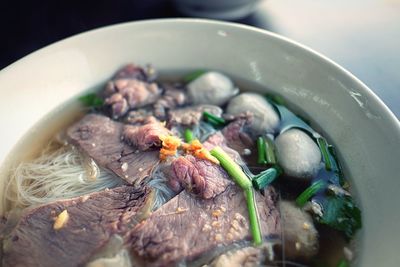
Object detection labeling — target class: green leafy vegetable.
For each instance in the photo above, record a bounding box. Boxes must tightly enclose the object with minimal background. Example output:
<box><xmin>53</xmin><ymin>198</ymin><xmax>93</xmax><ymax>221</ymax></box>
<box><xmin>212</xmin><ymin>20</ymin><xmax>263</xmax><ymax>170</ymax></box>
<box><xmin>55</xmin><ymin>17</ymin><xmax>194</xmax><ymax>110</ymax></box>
<box><xmin>337</xmin><ymin>259</ymin><xmax>349</xmax><ymax>267</ymax></box>
<box><xmin>317</xmin><ymin>195</ymin><xmax>362</xmax><ymax>240</ymax></box>
<box><xmin>252</xmin><ymin>167</ymin><xmax>281</xmax><ymax>190</ymax></box>
<box><xmin>203</xmin><ymin>111</ymin><xmax>226</xmax><ymax>127</ymax></box>
<box><xmin>183</xmin><ymin>70</ymin><xmax>207</xmax><ymax>83</ymax></box>
<box><xmin>317</xmin><ymin>137</ymin><xmax>332</xmax><ymax>171</ymax></box>
<box><xmin>184</xmin><ymin>128</ymin><xmax>194</xmax><ymax>143</ymax></box>
<box><xmin>296</xmin><ymin>180</ymin><xmax>326</xmax><ymax>207</ymax></box>
<box><xmin>256</xmin><ymin>137</ymin><xmax>267</xmax><ymax>164</ymax></box>
<box><xmin>79</xmin><ymin>93</ymin><xmax>104</xmax><ymax>108</ymax></box>
<box><xmin>210</xmin><ymin>146</ymin><xmax>262</xmax><ymax>245</ymax></box>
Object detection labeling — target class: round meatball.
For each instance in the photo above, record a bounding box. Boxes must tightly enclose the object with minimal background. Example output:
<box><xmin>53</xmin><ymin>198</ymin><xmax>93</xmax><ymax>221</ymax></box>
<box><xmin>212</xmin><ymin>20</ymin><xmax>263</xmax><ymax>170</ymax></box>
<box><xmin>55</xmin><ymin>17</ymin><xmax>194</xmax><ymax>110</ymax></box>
<box><xmin>187</xmin><ymin>72</ymin><xmax>238</xmax><ymax>106</ymax></box>
<box><xmin>278</xmin><ymin>201</ymin><xmax>319</xmax><ymax>260</ymax></box>
<box><xmin>275</xmin><ymin>128</ymin><xmax>322</xmax><ymax>180</ymax></box>
<box><xmin>226</xmin><ymin>93</ymin><xmax>280</xmax><ymax>135</ymax></box>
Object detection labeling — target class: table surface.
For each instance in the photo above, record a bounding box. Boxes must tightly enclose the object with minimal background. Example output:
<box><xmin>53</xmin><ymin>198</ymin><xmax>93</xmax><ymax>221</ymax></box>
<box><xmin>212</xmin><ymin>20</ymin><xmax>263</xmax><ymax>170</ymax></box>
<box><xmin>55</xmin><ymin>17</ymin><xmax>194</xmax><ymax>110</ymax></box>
<box><xmin>0</xmin><ymin>0</ymin><xmax>399</xmax><ymax>117</ymax></box>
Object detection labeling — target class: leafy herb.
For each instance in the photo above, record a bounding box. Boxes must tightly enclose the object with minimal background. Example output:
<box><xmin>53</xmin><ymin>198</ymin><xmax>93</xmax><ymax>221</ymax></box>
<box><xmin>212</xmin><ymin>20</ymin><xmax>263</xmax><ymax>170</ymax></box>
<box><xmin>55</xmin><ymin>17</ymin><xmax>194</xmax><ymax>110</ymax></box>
<box><xmin>210</xmin><ymin>147</ymin><xmax>262</xmax><ymax>245</ymax></box>
<box><xmin>337</xmin><ymin>259</ymin><xmax>349</xmax><ymax>267</ymax></box>
<box><xmin>79</xmin><ymin>93</ymin><xmax>104</xmax><ymax>108</ymax></box>
<box><xmin>252</xmin><ymin>167</ymin><xmax>281</xmax><ymax>190</ymax></box>
<box><xmin>317</xmin><ymin>195</ymin><xmax>362</xmax><ymax>240</ymax></box>
<box><xmin>316</xmin><ymin>137</ymin><xmax>332</xmax><ymax>171</ymax></box>
<box><xmin>296</xmin><ymin>180</ymin><xmax>326</xmax><ymax>207</ymax></box>
<box><xmin>183</xmin><ymin>70</ymin><xmax>207</xmax><ymax>83</ymax></box>
<box><xmin>203</xmin><ymin>111</ymin><xmax>226</xmax><ymax>127</ymax></box>
<box><xmin>184</xmin><ymin>128</ymin><xmax>194</xmax><ymax>143</ymax></box>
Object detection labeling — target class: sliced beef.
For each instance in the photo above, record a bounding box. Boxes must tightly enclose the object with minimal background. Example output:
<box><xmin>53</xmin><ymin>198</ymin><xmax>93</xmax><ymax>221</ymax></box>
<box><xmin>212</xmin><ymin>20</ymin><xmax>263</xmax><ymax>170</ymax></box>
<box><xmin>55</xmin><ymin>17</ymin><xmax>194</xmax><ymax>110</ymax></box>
<box><xmin>167</xmin><ymin>105</ymin><xmax>222</xmax><ymax>127</ymax></box>
<box><xmin>104</xmin><ymin>79</ymin><xmax>161</xmax><ymax>119</ymax></box>
<box><xmin>111</xmin><ymin>64</ymin><xmax>154</xmax><ymax>82</ymax></box>
<box><xmin>123</xmin><ymin>120</ymin><xmax>171</xmax><ymax>151</ymax></box>
<box><xmin>203</xmin><ymin>131</ymin><xmax>243</xmax><ymax>164</ymax></box>
<box><xmin>168</xmin><ymin>155</ymin><xmax>233</xmax><ymax>199</ymax></box>
<box><xmin>124</xmin><ymin>109</ymin><xmax>154</xmax><ymax>125</ymax></box>
<box><xmin>222</xmin><ymin>114</ymin><xmax>255</xmax><ymax>155</ymax></box>
<box><xmin>2</xmin><ymin>186</ymin><xmax>154</xmax><ymax>267</ymax></box>
<box><xmin>164</xmin><ymin>132</ymin><xmax>243</xmax><ymax>200</ymax></box>
<box><xmin>129</xmin><ymin>185</ymin><xmax>280</xmax><ymax>267</ymax></box>
<box><xmin>153</xmin><ymin>83</ymin><xmax>188</xmax><ymax>120</ymax></box>
<box><xmin>103</xmin><ymin>64</ymin><xmax>161</xmax><ymax>119</ymax></box>
<box><xmin>67</xmin><ymin>114</ymin><xmax>159</xmax><ymax>185</ymax></box>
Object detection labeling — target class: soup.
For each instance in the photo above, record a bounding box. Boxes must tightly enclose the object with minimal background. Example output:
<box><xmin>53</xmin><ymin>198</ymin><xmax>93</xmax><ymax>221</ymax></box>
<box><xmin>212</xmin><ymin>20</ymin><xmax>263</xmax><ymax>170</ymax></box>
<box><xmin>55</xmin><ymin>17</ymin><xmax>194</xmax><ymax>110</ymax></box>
<box><xmin>0</xmin><ymin>64</ymin><xmax>361</xmax><ymax>267</ymax></box>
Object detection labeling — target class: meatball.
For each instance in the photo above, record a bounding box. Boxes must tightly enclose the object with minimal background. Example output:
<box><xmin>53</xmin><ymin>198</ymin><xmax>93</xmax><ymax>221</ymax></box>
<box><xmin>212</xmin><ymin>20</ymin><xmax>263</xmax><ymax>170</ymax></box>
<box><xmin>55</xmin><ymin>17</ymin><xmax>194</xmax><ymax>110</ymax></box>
<box><xmin>187</xmin><ymin>72</ymin><xmax>238</xmax><ymax>106</ymax></box>
<box><xmin>226</xmin><ymin>93</ymin><xmax>280</xmax><ymax>135</ymax></box>
<box><xmin>277</xmin><ymin>201</ymin><xmax>319</xmax><ymax>260</ymax></box>
<box><xmin>275</xmin><ymin>128</ymin><xmax>322</xmax><ymax>180</ymax></box>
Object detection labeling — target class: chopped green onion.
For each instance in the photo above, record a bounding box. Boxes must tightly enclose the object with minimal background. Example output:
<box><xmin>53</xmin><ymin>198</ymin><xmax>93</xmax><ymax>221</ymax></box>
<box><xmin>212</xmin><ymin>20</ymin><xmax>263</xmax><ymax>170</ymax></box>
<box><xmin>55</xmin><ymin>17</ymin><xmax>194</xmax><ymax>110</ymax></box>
<box><xmin>296</xmin><ymin>180</ymin><xmax>326</xmax><ymax>207</ymax></box>
<box><xmin>264</xmin><ymin>137</ymin><xmax>276</xmax><ymax>165</ymax></box>
<box><xmin>210</xmin><ymin>147</ymin><xmax>262</xmax><ymax>246</ymax></box>
<box><xmin>210</xmin><ymin>147</ymin><xmax>251</xmax><ymax>190</ymax></box>
<box><xmin>203</xmin><ymin>111</ymin><xmax>226</xmax><ymax>127</ymax></box>
<box><xmin>257</xmin><ymin>136</ymin><xmax>276</xmax><ymax>165</ymax></box>
<box><xmin>79</xmin><ymin>93</ymin><xmax>104</xmax><ymax>108</ymax></box>
<box><xmin>337</xmin><ymin>259</ymin><xmax>348</xmax><ymax>267</ymax></box>
<box><xmin>244</xmin><ymin>187</ymin><xmax>263</xmax><ymax>246</ymax></box>
<box><xmin>252</xmin><ymin>167</ymin><xmax>281</xmax><ymax>190</ymax></box>
<box><xmin>183</xmin><ymin>70</ymin><xmax>207</xmax><ymax>83</ymax></box>
<box><xmin>184</xmin><ymin>128</ymin><xmax>194</xmax><ymax>143</ymax></box>
<box><xmin>317</xmin><ymin>137</ymin><xmax>332</xmax><ymax>171</ymax></box>
<box><xmin>257</xmin><ymin>137</ymin><xmax>267</xmax><ymax>164</ymax></box>
<box><xmin>328</xmin><ymin>145</ymin><xmax>340</xmax><ymax>172</ymax></box>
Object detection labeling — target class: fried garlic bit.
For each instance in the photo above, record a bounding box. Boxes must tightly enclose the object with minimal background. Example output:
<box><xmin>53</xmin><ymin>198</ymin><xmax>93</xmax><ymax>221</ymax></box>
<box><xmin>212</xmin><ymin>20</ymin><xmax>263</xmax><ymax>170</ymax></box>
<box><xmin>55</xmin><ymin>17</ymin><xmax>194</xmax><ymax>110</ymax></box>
<box><xmin>159</xmin><ymin>135</ymin><xmax>181</xmax><ymax>160</ymax></box>
<box><xmin>53</xmin><ymin>209</ymin><xmax>69</xmax><ymax>230</ymax></box>
<box><xmin>183</xmin><ymin>139</ymin><xmax>219</xmax><ymax>165</ymax></box>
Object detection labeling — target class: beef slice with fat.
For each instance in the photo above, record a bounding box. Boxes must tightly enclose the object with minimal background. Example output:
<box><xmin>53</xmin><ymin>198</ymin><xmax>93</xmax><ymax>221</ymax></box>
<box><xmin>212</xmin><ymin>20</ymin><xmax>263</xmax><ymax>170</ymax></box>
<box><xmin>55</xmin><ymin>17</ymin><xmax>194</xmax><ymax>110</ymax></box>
<box><xmin>2</xmin><ymin>186</ymin><xmax>153</xmax><ymax>267</ymax></box>
<box><xmin>67</xmin><ymin>114</ymin><xmax>159</xmax><ymax>185</ymax></box>
<box><xmin>129</xmin><ymin>185</ymin><xmax>280</xmax><ymax>266</ymax></box>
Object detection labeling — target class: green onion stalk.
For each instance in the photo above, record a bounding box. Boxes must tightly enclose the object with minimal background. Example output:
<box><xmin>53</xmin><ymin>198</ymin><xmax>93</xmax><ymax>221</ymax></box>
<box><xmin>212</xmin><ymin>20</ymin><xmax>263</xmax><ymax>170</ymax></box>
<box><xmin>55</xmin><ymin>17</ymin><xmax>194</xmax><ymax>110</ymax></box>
<box><xmin>316</xmin><ymin>137</ymin><xmax>332</xmax><ymax>171</ymax></box>
<box><xmin>210</xmin><ymin>146</ymin><xmax>263</xmax><ymax>246</ymax></box>
<box><xmin>203</xmin><ymin>111</ymin><xmax>226</xmax><ymax>127</ymax></box>
<box><xmin>295</xmin><ymin>180</ymin><xmax>326</xmax><ymax>207</ymax></box>
<box><xmin>184</xmin><ymin>128</ymin><xmax>194</xmax><ymax>143</ymax></box>
<box><xmin>252</xmin><ymin>167</ymin><xmax>281</xmax><ymax>190</ymax></box>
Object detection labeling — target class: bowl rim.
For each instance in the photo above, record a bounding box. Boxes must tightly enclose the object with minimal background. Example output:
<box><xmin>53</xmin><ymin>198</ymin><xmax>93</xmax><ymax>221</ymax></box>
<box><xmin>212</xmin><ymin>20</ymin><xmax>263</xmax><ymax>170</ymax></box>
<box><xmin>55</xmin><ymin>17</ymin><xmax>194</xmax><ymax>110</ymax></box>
<box><xmin>1</xmin><ymin>18</ymin><xmax>399</xmax><ymax>128</ymax></box>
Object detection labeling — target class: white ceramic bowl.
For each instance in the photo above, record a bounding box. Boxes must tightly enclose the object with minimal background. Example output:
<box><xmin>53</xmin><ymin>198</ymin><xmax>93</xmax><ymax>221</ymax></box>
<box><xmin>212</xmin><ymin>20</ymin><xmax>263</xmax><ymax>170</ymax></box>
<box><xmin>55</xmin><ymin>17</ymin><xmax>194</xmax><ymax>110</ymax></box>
<box><xmin>0</xmin><ymin>19</ymin><xmax>399</xmax><ymax>266</ymax></box>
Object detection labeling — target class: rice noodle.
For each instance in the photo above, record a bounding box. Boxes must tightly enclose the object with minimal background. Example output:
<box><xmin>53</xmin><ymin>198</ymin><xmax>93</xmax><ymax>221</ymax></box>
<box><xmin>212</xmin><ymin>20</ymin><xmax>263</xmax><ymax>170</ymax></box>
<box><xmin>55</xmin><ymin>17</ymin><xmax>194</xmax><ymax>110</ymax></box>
<box><xmin>4</xmin><ymin>144</ymin><xmax>124</xmax><ymax>209</ymax></box>
<box><xmin>146</xmin><ymin>163</ymin><xmax>176</xmax><ymax>211</ymax></box>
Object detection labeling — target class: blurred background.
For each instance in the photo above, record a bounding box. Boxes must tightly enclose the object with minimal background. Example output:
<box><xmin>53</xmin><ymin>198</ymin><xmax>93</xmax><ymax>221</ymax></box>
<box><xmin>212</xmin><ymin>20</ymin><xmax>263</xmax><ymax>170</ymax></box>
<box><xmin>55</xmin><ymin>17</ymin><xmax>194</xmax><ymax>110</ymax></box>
<box><xmin>0</xmin><ymin>0</ymin><xmax>399</xmax><ymax>117</ymax></box>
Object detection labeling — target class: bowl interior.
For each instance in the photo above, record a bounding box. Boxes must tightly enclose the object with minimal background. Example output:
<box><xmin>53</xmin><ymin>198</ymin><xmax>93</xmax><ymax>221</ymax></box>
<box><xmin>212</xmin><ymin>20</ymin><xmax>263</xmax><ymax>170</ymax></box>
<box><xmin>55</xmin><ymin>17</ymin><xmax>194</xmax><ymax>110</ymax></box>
<box><xmin>0</xmin><ymin>19</ymin><xmax>399</xmax><ymax>267</ymax></box>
